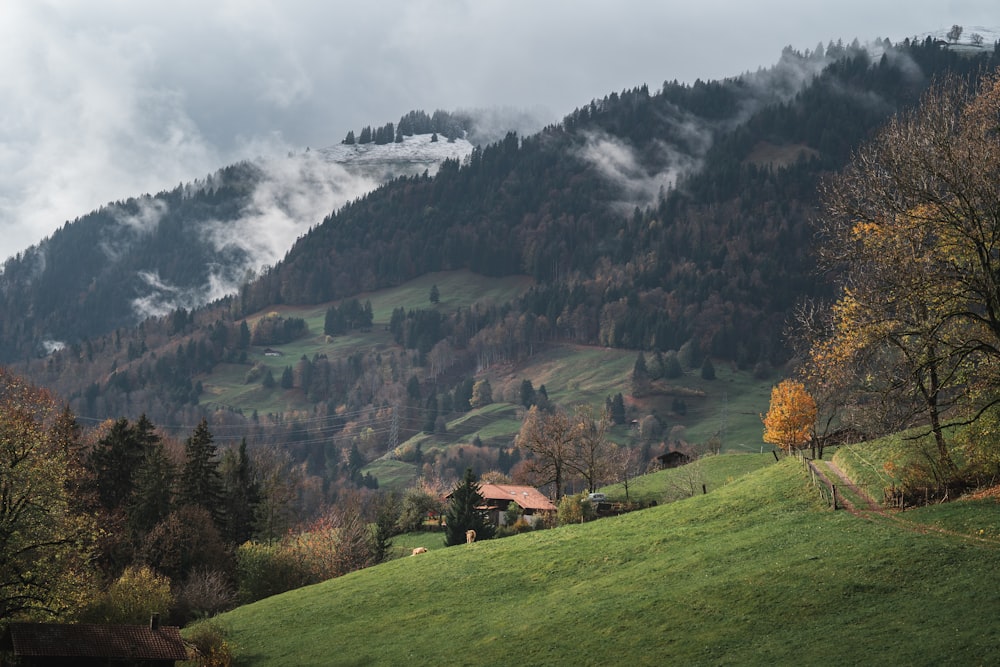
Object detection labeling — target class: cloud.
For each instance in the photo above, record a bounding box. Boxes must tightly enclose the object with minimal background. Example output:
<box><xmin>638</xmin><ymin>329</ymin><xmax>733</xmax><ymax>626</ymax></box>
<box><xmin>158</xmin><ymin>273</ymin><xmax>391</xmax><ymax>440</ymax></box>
<box><xmin>1</xmin><ymin>0</ymin><xmax>997</xmax><ymax>265</ymax></box>
<box><xmin>129</xmin><ymin>151</ymin><xmax>381</xmax><ymax>320</ymax></box>
<box><xmin>578</xmin><ymin>130</ymin><xmax>705</xmax><ymax>213</ymax></box>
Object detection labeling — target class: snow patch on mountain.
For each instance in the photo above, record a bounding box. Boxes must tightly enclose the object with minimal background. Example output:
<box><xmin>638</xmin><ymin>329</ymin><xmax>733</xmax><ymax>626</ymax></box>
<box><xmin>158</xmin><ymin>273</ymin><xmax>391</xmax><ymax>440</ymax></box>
<box><xmin>316</xmin><ymin>133</ymin><xmax>475</xmax><ymax>179</ymax></box>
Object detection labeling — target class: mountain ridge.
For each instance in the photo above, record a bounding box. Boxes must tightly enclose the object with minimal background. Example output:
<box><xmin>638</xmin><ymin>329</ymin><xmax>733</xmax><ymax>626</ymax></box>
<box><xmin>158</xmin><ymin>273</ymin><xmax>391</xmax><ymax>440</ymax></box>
<box><xmin>3</xmin><ymin>37</ymin><xmax>999</xmax><ymax>462</ymax></box>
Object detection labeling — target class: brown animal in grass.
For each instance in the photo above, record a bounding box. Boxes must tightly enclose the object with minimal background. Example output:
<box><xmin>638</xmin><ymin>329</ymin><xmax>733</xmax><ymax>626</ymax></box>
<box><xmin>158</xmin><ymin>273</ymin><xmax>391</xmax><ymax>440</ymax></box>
<box><xmin>466</xmin><ymin>529</ymin><xmax>476</xmax><ymax>544</ymax></box>
<box><xmin>411</xmin><ymin>547</ymin><xmax>428</xmax><ymax>555</ymax></box>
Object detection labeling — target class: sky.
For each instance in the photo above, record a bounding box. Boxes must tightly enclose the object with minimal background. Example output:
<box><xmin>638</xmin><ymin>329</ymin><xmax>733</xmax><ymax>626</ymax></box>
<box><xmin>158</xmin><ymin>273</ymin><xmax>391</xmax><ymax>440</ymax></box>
<box><xmin>0</xmin><ymin>0</ymin><xmax>996</xmax><ymax>263</ymax></box>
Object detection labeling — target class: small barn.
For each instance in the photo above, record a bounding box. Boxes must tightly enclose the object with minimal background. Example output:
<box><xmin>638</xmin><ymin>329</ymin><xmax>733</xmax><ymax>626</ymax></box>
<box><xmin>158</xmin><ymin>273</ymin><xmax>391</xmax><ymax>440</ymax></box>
<box><xmin>476</xmin><ymin>483</ymin><xmax>558</xmax><ymax>527</ymax></box>
<box><xmin>656</xmin><ymin>448</ymin><xmax>692</xmax><ymax>469</ymax></box>
<box><xmin>1</xmin><ymin>617</ymin><xmax>189</xmax><ymax>667</ymax></box>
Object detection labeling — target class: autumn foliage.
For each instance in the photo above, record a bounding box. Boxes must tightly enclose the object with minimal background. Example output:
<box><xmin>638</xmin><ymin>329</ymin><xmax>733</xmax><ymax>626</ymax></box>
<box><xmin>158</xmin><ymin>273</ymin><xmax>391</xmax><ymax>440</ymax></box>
<box><xmin>762</xmin><ymin>380</ymin><xmax>817</xmax><ymax>455</ymax></box>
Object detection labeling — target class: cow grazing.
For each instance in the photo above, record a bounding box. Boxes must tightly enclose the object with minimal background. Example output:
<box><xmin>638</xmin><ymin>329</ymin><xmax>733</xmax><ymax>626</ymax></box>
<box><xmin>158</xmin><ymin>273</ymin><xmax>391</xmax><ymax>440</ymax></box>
<box><xmin>411</xmin><ymin>547</ymin><xmax>428</xmax><ymax>555</ymax></box>
<box><xmin>466</xmin><ymin>529</ymin><xmax>477</xmax><ymax>544</ymax></box>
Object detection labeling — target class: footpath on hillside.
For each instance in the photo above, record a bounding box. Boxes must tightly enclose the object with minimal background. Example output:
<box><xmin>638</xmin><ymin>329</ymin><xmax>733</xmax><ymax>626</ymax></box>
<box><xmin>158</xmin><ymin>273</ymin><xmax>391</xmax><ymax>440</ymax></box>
<box><xmin>805</xmin><ymin>457</ymin><xmax>998</xmax><ymax>545</ymax></box>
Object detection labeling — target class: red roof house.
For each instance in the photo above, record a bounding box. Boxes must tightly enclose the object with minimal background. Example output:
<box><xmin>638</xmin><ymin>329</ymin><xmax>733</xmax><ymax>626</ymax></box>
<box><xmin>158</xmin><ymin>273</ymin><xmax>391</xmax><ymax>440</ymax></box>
<box><xmin>475</xmin><ymin>483</ymin><xmax>558</xmax><ymax>526</ymax></box>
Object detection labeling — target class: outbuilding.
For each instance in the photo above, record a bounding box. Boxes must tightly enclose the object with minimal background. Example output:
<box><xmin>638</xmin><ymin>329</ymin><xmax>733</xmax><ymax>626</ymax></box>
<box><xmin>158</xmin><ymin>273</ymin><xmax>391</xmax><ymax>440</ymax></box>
<box><xmin>1</xmin><ymin>616</ymin><xmax>189</xmax><ymax>667</ymax></box>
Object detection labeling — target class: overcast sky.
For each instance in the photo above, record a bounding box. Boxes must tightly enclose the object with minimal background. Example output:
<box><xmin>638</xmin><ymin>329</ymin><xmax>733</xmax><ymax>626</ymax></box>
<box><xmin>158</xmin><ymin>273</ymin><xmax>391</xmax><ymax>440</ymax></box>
<box><xmin>0</xmin><ymin>0</ymin><xmax>995</xmax><ymax>262</ymax></box>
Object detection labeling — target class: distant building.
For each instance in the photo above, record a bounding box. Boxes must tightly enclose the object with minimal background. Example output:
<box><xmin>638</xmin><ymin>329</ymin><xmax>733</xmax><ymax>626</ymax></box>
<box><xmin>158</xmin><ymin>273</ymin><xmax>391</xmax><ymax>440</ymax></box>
<box><xmin>476</xmin><ymin>483</ymin><xmax>558</xmax><ymax>527</ymax></box>
<box><xmin>656</xmin><ymin>449</ymin><xmax>692</xmax><ymax>469</ymax></box>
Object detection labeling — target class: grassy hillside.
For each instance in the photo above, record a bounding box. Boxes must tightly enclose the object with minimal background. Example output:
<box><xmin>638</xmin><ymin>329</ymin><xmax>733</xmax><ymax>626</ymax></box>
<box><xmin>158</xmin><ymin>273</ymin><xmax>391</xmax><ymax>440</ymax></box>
<box><xmin>200</xmin><ymin>270</ymin><xmax>532</xmax><ymax>415</ymax></box>
<box><xmin>202</xmin><ymin>456</ymin><xmax>1000</xmax><ymax>665</ymax></box>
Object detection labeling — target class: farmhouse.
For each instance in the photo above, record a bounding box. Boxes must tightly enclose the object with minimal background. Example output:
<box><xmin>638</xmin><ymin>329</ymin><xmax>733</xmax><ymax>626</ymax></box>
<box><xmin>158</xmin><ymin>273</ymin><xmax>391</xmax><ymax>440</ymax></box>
<box><xmin>0</xmin><ymin>616</ymin><xmax>189</xmax><ymax>667</ymax></box>
<box><xmin>476</xmin><ymin>483</ymin><xmax>558</xmax><ymax>527</ymax></box>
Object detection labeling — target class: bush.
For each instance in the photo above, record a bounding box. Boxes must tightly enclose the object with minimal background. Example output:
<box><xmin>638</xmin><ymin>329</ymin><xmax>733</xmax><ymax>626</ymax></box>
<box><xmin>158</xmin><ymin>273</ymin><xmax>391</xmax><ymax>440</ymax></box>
<box><xmin>496</xmin><ymin>517</ymin><xmax>539</xmax><ymax>539</ymax></box>
<box><xmin>174</xmin><ymin>568</ymin><xmax>236</xmax><ymax>623</ymax></box>
<box><xmin>182</xmin><ymin>622</ymin><xmax>234</xmax><ymax>667</ymax></box>
<box><xmin>398</xmin><ymin>487</ymin><xmax>443</xmax><ymax>533</ymax></box>
<box><xmin>82</xmin><ymin>566</ymin><xmax>173</xmax><ymax>625</ymax></box>
<box><xmin>557</xmin><ymin>494</ymin><xmax>594</xmax><ymax>525</ymax></box>
<box><xmin>235</xmin><ymin>541</ymin><xmax>314</xmax><ymax>604</ymax></box>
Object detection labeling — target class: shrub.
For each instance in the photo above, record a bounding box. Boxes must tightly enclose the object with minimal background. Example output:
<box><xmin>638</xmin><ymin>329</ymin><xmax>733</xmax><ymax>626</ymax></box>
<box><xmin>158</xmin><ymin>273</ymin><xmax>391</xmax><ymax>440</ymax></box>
<box><xmin>398</xmin><ymin>487</ymin><xmax>443</xmax><ymax>533</ymax></box>
<box><xmin>235</xmin><ymin>541</ymin><xmax>314</xmax><ymax>604</ymax></box>
<box><xmin>175</xmin><ymin>568</ymin><xmax>237</xmax><ymax>623</ymax></box>
<box><xmin>557</xmin><ymin>494</ymin><xmax>594</xmax><ymax>525</ymax></box>
<box><xmin>82</xmin><ymin>566</ymin><xmax>173</xmax><ymax>625</ymax></box>
<box><xmin>183</xmin><ymin>622</ymin><xmax>234</xmax><ymax>667</ymax></box>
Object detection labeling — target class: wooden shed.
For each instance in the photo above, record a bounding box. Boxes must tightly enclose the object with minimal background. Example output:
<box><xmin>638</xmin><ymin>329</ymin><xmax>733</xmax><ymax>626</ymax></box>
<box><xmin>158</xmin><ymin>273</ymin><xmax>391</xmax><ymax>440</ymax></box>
<box><xmin>1</xmin><ymin>617</ymin><xmax>189</xmax><ymax>667</ymax></box>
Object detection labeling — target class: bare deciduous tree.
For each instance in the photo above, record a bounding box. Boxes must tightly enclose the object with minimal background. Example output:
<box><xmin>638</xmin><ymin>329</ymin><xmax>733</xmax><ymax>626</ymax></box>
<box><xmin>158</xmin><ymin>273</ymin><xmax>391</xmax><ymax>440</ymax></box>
<box><xmin>815</xmin><ymin>71</ymin><xmax>1000</xmax><ymax>470</ymax></box>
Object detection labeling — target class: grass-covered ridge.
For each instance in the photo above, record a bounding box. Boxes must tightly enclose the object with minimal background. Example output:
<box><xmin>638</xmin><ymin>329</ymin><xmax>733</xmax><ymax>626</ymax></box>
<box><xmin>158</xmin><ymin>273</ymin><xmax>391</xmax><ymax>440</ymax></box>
<box><xmin>203</xmin><ymin>457</ymin><xmax>1000</xmax><ymax>665</ymax></box>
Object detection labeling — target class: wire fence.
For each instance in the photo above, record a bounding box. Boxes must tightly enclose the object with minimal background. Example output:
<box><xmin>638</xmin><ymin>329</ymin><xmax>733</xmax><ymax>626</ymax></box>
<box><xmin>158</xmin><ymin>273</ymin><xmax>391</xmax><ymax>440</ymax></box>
<box><xmin>802</xmin><ymin>457</ymin><xmax>838</xmax><ymax>510</ymax></box>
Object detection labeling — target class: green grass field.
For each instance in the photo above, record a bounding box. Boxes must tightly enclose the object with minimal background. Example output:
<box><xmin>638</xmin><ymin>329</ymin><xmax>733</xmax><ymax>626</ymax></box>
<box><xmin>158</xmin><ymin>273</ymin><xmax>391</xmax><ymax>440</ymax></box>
<box><xmin>199</xmin><ymin>455</ymin><xmax>1000</xmax><ymax>666</ymax></box>
<box><xmin>603</xmin><ymin>451</ymin><xmax>778</xmax><ymax>505</ymax></box>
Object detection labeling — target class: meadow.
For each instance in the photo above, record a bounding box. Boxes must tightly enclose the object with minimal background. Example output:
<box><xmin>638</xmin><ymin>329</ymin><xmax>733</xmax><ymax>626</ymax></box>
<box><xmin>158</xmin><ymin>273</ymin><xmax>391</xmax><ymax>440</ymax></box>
<box><xmin>200</xmin><ymin>454</ymin><xmax>1000</xmax><ymax>666</ymax></box>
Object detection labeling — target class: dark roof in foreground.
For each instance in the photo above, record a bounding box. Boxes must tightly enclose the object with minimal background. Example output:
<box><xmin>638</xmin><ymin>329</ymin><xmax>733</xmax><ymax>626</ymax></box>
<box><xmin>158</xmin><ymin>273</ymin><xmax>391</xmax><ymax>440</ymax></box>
<box><xmin>3</xmin><ymin>622</ymin><xmax>188</xmax><ymax>660</ymax></box>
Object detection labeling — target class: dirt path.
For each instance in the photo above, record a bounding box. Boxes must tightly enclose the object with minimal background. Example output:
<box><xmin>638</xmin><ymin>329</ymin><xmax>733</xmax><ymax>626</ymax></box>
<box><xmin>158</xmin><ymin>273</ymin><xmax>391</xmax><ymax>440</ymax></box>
<box><xmin>823</xmin><ymin>460</ymin><xmax>883</xmax><ymax>512</ymax></box>
<box><xmin>813</xmin><ymin>459</ymin><xmax>998</xmax><ymax>545</ymax></box>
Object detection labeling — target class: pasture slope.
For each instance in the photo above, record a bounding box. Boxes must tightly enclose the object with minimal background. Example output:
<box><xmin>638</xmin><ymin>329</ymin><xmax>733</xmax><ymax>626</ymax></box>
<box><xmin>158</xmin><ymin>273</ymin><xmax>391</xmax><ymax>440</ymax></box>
<box><xmin>203</xmin><ymin>455</ymin><xmax>1000</xmax><ymax>666</ymax></box>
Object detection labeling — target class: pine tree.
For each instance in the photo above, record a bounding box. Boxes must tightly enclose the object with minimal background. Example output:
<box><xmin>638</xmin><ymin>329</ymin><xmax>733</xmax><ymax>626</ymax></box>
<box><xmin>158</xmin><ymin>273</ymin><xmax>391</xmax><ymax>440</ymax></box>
<box><xmin>611</xmin><ymin>392</ymin><xmax>627</xmax><ymax>425</ymax></box>
<box><xmin>444</xmin><ymin>468</ymin><xmax>493</xmax><ymax>546</ymax></box>
<box><xmin>238</xmin><ymin>321</ymin><xmax>251</xmax><ymax>350</ymax></box>
<box><xmin>663</xmin><ymin>352</ymin><xmax>683</xmax><ymax>379</ymax></box>
<box><xmin>127</xmin><ymin>436</ymin><xmax>175</xmax><ymax>538</ymax></box>
<box><xmin>520</xmin><ymin>379</ymin><xmax>536</xmax><ymax>408</ymax></box>
<box><xmin>179</xmin><ymin>419</ymin><xmax>225</xmax><ymax>529</ymax></box>
<box><xmin>88</xmin><ymin>417</ymin><xmax>146</xmax><ymax>512</ymax></box>
<box><xmin>346</xmin><ymin>442</ymin><xmax>365</xmax><ymax>485</ymax></box>
<box><xmin>631</xmin><ymin>352</ymin><xmax>650</xmax><ymax>396</ymax></box>
<box><xmin>221</xmin><ymin>438</ymin><xmax>261</xmax><ymax>544</ymax></box>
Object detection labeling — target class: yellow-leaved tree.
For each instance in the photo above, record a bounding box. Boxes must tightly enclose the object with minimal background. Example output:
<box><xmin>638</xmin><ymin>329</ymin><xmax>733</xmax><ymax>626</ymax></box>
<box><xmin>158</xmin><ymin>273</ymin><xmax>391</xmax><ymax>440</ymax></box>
<box><xmin>0</xmin><ymin>369</ymin><xmax>97</xmax><ymax>622</ymax></box>
<box><xmin>762</xmin><ymin>380</ymin><xmax>818</xmax><ymax>457</ymax></box>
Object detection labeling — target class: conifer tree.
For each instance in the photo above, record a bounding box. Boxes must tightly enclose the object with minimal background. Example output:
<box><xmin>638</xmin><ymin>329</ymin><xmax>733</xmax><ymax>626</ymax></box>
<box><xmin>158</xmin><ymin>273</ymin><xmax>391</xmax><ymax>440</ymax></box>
<box><xmin>444</xmin><ymin>468</ymin><xmax>492</xmax><ymax>546</ymax></box>
<box><xmin>631</xmin><ymin>352</ymin><xmax>650</xmax><ymax>396</ymax></box>
<box><xmin>88</xmin><ymin>418</ymin><xmax>147</xmax><ymax>513</ymax></box>
<box><xmin>520</xmin><ymin>379</ymin><xmax>536</xmax><ymax>408</ymax></box>
<box><xmin>127</xmin><ymin>437</ymin><xmax>175</xmax><ymax>538</ymax></box>
<box><xmin>179</xmin><ymin>419</ymin><xmax>225</xmax><ymax>529</ymax></box>
<box><xmin>221</xmin><ymin>438</ymin><xmax>261</xmax><ymax>544</ymax></box>
<box><xmin>610</xmin><ymin>392</ymin><xmax>627</xmax><ymax>425</ymax></box>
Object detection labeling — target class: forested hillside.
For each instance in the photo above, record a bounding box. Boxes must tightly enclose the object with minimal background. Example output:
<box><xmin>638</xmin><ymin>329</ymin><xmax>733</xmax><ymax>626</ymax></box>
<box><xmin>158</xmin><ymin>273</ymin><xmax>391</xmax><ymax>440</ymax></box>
<box><xmin>0</xmin><ymin>111</ymin><xmax>480</xmax><ymax>363</ymax></box>
<box><xmin>6</xmin><ymin>37</ymin><xmax>999</xmax><ymax>483</ymax></box>
<box><xmin>0</xmin><ymin>162</ymin><xmax>264</xmax><ymax>360</ymax></box>
<box><xmin>239</xmin><ymin>39</ymin><xmax>998</xmax><ymax>364</ymax></box>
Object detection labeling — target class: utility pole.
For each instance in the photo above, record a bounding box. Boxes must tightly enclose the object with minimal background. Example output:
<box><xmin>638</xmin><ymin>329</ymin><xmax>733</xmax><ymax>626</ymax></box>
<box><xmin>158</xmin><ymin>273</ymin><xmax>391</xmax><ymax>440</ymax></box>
<box><xmin>389</xmin><ymin>405</ymin><xmax>399</xmax><ymax>458</ymax></box>
<box><xmin>720</xmin><ymin>392</ymin><xmax>728</xmax><ymax>450</ymax></box>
